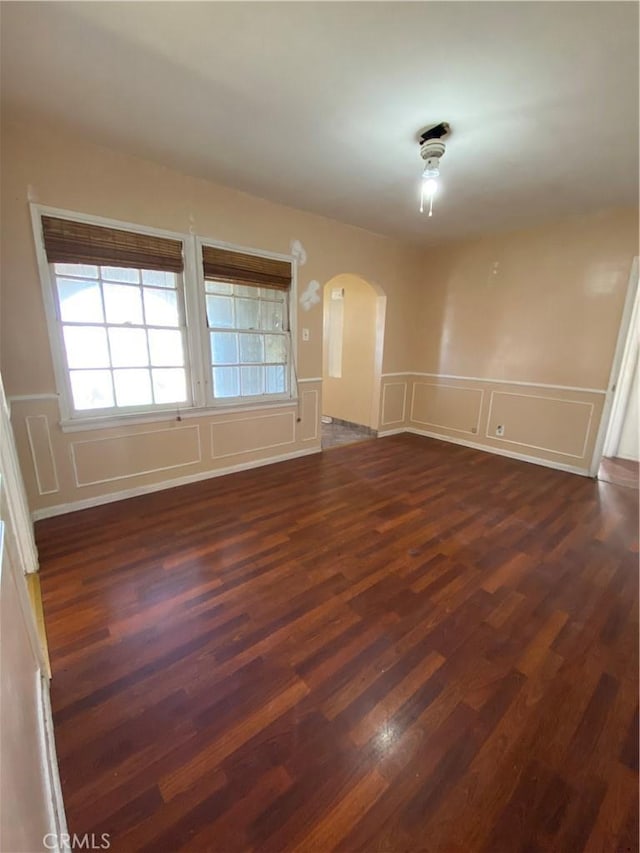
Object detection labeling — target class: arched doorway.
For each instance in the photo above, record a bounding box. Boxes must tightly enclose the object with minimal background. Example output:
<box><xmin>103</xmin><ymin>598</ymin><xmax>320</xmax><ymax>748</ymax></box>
<box><xmin>321</xmin><ymin>273</ymin><xmax>386</xmax><ymax>448</ymax></box>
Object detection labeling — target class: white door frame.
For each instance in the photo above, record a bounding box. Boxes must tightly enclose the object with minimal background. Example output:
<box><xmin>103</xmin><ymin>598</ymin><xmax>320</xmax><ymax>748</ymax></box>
<box><xmin>589</xmin><ymin>256</ymin><xmax>639</xmax><ymax>476</ymax></box>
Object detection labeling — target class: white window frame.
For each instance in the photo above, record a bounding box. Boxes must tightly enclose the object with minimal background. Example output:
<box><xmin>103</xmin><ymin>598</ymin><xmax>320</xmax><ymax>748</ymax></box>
<box><xmin>195</xmin><ymin>237</ymin><xmax>298</xmax><ymax>409</ymax></box>
<box><xmin>30</xmin><ymin>204</ymin><xmax>298</xmax><ymax>430</ymax></box>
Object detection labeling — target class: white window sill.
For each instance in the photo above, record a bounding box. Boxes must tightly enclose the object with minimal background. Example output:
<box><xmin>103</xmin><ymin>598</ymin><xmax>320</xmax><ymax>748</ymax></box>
<box><xmin>59</xmin><ymin>398</ymin><xmax>299</xmax><ymax>433</ymax></box>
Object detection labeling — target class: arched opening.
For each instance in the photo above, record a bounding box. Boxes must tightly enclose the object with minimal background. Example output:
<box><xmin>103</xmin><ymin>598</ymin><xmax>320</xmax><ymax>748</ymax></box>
<box><xmin>321</xmin><ymin>273</ymin><xmax>386</xmax><ymax>449</ymax></box>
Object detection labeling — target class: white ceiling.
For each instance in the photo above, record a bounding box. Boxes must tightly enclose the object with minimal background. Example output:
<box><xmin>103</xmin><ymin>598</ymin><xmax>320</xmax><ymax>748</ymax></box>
<box><xmin>1</xmin><ymin>2</ymin><xmax>638</xmax><ymax>244</ymax></box>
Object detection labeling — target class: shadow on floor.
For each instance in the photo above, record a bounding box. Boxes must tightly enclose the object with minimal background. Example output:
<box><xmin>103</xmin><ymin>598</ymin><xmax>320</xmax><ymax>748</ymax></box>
<box><xmin>321</xmin><ymin>419</ymin><xmax>376</xmax><ymax>450</ymax></box>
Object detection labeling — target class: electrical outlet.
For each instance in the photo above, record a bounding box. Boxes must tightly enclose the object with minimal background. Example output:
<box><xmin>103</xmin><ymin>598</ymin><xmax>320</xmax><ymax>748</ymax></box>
<box><xmin>302</xmin><ymin>328</ymin><xmax>310</xmax><ymax>341</ymax></box>
<box><xmin>495</xmin><ymin>424</ymin><xmax>505</xmax><ymax>437</ymax></box>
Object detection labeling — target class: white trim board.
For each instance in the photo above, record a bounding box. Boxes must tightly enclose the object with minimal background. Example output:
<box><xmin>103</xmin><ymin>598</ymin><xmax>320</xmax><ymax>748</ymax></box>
<box><xmin>31</xmin><ymin>446</ymin><xmax>321</xmax><ymax>520</ymax></box>
<box><xmin>8</xmin><ymin>394</ymin><xmax>59</xmax><ymax>402</ymax></box>
<box><xmin>599</xmin><ymin>257</ymin><xmax>640</xmax><ymax>465</ymax></box>
<box><xmin>37</xmin><ymin>673</ymin><xmax>69</xmax><ymax>853</ymax></box>
<box><xmin>381</xmin><ymin>372</ymin><xmax>606</xmax><ymax>395</ymax></box>
<box><xmin>58</xmin><ymin>399</ymin><xmax>300</xmax><ymax>434</ymax></box>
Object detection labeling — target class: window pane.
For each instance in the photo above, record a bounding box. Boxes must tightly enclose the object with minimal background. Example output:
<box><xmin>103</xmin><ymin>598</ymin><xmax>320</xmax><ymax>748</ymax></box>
<box><xmin>265</xmin><ymin>335</ymin><xmax>286</xmax><ymax>363</ymax></box>
<box><xmin>69</xmin><ymin>370</ymin><xmax>114</xmax><ymax>410</ymax></box>
<box><xmin>143</xmin><ymin>289</ymin><xmax>179</xmax><ymax>326</ymax></box>
<box><xmin>239</xmin><ymin>333</ymin><xmax>264</xmax><ymax>363</ymax></box>
<box><xmin>113</xmin><ymin>368</ymin><xmax>152</xmax><ymax>406</ymax></box>
<box><xmin>101</xmin><ymin>266</ymin><xmax>140</xmax><ymax>283</ymax></box>
<box><xmin>141</xmin><ymin>270</ymin><xmax>176</xmax><ymax>288</ymax></box>
<box><xmin>206</xmin><ymin>295</ymin><xmax>234</xmax><ymax>328</ymax></box>
<box><xmin>205</xmin><ymin>280</ymin><xmax>233</xmax><ymax>295</ymax></box>
<box><xmin>236</xmin><ymin>298</ymin><xmax>260</xmax><ymax>329</ymax></box>
<box><xmin>108</xmin><ymin>327</ymin><xmax>149</xmax><ymax>367</ymax></box>
<box><xmin>148</xmin><ymin>329</ymin><xmax>184</xmax><ymax>366</ymax></box>
<box><xmin>152</xmin><ymin>368</ymin><xmax>187</xmax><ymax>404</ymax></box>
<box><xmin>212</xmin><ymin>366</ymin><xmax>239</xmax><ymax>398</ymax></box>
<box><xmin>234</xmin><ymin>285</ymin><xmax>258</xmax><ymax>298</ymax></box>
<box><xmin>241</xmin><ymin>365</ymin><xmax>265</xmax><ymax>396</ymax></box>
<box><xmin>266</xmin><ymin>365</ymin><xmax>286</xmax><ymax>394</ymax></box>
<box><xmin>55</xmin><ymin>263</ymin><xmax>98</xmax><ymax>279</ymax></box>
<box><xmin>103</xmin><ymin>283</ymin><xmax>143</xmax><ymax>325</ymax></box>
<box><xmin>63</xmin><ymin>326</ymin><xmax>110</xmax><ymax>368</ymax></box>
<box><xmin>57</xmin><ymin>279</ymin><xmax>104</xmax><ymax>323</ymax></box>
<box><xmin>261</xmin><ymin>300</ymin><xmax>285</xmax><ymax>331</ymax></box>
<box><xmin>210</xmin><ymin>332</ymin><xmax>238</xmax><ymax>364</ymax></box>
<box><xmin>261</xmin><ymin>288</ymin><xmax>285</xmax><ymax>302</ymax></box>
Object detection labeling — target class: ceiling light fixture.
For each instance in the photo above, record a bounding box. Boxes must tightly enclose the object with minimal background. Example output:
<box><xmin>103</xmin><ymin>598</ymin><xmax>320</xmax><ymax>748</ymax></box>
<box><xmin>419</xmin><ymin>122</ymin><xmax>450</xmax><ymax>217</ymax></box>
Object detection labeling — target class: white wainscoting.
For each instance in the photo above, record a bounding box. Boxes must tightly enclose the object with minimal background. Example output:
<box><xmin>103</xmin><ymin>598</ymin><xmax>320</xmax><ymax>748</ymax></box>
<box><xmin>301</xmin><ymin>390</ymin><xmax>319</xmax><ymax>442</ymax></box>
<box><xmin>485</xmin><ymin>391</ymin><xmax>594</xmax><ymax>459</ymax></box>
<box><xmin>25</xmin><ymin>415</ymin><xmax>59</xmax><ymax>496</ymax></box>
<box><xmin>32</xmin><ymin>447</ymin><xmax>320</xmax><ymax>521</ymax></box>
<box><xmin>71</xmin><ymin>424</ymin><xmax>202</xmax><ymax>487</ymax></box>
<box><xmin>378</xmin><ymin>371</ymin><xmax>603</xmax><ymax>476</ymax></box>
<box><xmin>210</xmin><ymin>411</ymin><xmax>296</xmax><ymax>459</ymax></box>
<box><xmin>380</xmin><ymin>381</ymin><xmax>407</xmax><ymax>426</ymax></box>
<box><xmin>410</xmin><ymin>382</ymin><xmax>484</xmax><ymax>435</ymax></box>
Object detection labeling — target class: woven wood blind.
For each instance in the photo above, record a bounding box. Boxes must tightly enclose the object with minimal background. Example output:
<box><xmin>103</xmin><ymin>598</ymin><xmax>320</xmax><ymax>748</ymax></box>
<box><xmin>41</xmin><ymin>216</ymin><xmax>184</xmax><ymax>273</ymax></box>
<box><xmin>202</xmin><ymin>245</ymin><xmax>291</xmax><ymax>291</ymax></box>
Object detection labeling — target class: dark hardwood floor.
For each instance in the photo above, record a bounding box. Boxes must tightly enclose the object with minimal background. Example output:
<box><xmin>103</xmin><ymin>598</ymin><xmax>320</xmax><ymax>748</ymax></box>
<box><xmin>36</xmin><ymin>434</ymin><xmax>639</xmax><ymax>852</ymax></box>
<box><xmin>599</xmin><ymin>456</ymin><xmax>639</xmax><ymax>491</ymax></box>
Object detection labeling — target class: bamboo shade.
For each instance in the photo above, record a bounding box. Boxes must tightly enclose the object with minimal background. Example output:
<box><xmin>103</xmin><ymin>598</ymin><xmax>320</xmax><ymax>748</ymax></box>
<box><xmin>42</xmin><ymin>216</ymin><xmax>184</xmax><ymax>273</ymax></box>
<box><xmin>202</xmin><ymin>245</ymin><xmax>291</xmax><ymax>291</ymax></box>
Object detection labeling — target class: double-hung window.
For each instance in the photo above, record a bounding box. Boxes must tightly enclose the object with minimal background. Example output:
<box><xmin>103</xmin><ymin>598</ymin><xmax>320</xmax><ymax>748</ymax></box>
<box><xmin>201</xmin><ymin>244</ymin><xmax>292</xmax><ymax>403</ymax></box>
<box><xmin>35</xmin><ymin>210</ymin><xmax>296</xmax><ymax>424</ymax></box>
<box><xmin>41</xmin><ymin>216</ymin><xmax>191</xmax><ymax>417</ymax></box>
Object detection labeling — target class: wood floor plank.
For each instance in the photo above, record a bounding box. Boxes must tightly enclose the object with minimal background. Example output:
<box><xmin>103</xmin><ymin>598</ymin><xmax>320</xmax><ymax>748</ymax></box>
<box><xmin>36</xmin><ymin>434</ymin><xmax>639</xmax><ymax>852</ymax></box>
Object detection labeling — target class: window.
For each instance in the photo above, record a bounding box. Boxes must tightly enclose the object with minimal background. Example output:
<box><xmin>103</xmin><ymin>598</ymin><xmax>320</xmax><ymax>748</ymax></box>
<box><xmin>201</xmin><ymin>243</ymin><xmax>293</xmax><ymax>403</ymax></box>
<box><xmin>40</xmin><ymin>214</ymin><xmax>190</xmax><ymax>417</ymax></box>
<box><xmin>205</xmin><ymin>282</ymin><xmax>289</xmax><ymax>399</ymax></box>
<box><xmin>52</xmin><ymin>263</ymin><xmax>189</xmax><ymax>412</ymax></box>
<box><xmin>34</xmin><ymin>208</ymin><xmax>296</xmax><ymax>423</ymax></box>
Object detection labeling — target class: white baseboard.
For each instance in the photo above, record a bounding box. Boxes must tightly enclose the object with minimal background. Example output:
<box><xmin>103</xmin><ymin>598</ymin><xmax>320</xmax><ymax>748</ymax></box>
<box><xmin>404</xmin><ymin>427</ymin><xmax>591</xmax><ymax>477</ymax></box>
<box><xmin>32</xmin><ymin>446</ymin><xmax>321</xmax><ymax>520</ymax></box>
<box><xmin>37</xmin><ymin>673</ymin><xmax>70</xmax><ymax>853</ymax></box>
<box><xmin>377</xmin><ymin>427</ymin><xmax>406</xmax><ymax>437</ymax></box>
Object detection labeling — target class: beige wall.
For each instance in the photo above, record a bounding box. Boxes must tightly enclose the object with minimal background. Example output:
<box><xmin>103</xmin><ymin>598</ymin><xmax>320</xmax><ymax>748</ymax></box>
<box><xmin>388</xmin><ymin>209</ymin><xmax>639</xmax><ymax>473</ymax></box>
<box><xmin>0</xmin><ymin>115</ymin><xmax>416</xmax><ymax>515</ymax></box>
<box><xmin>322</xmin><ymin>274</ymin><xmax>380</xmax><ymax>428</ymax></box>
<box><xmin>1</xmin><ymin>114</ymin><xmax>638</xmax><ymax>515</ymax></box>
<box><xmin>412</xmin><ymin>209</ymin><xmax>638</xmax><ymax>388</ymax></box>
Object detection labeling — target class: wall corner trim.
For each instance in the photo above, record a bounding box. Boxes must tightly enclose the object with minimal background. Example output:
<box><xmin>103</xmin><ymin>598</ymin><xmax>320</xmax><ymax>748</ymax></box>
<box><xmin>37</xmin><ymin>674</ymin><xmax>69</xmax><ymax>853</ymax></box>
